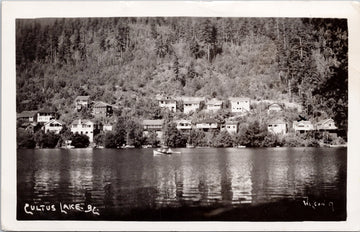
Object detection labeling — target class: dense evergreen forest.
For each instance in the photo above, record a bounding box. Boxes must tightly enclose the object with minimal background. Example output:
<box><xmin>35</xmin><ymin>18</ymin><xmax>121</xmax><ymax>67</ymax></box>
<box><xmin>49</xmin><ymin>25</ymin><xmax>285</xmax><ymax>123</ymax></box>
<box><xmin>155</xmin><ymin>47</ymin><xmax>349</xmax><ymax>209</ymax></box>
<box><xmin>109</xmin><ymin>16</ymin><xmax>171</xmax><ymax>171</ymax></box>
<box><xmin>16</xmin><ymin>17</ymin><xmax>348</xmax><ymax>130</ymax></box>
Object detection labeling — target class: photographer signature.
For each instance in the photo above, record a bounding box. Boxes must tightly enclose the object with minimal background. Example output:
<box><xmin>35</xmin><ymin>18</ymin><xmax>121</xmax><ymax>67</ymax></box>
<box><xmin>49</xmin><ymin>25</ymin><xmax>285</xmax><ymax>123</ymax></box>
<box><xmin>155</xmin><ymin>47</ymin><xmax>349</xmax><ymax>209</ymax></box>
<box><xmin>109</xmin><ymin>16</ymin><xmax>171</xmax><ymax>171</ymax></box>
<box><xmin>302</xmin><ymin>197</ymin><xmax>334</xmax><ymax>212</ymax></box>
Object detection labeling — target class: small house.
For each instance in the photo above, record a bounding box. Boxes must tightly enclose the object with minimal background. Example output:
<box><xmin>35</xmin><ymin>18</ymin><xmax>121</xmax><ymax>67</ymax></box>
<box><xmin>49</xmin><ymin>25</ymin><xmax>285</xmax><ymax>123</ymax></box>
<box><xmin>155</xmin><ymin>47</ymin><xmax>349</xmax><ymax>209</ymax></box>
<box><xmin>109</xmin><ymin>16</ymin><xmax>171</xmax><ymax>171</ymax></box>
<box><xmin>75</xmin><ymin>96</ymin><xmax>90</xmax><ymax>111</ymax></box>
<box><xmin>175</xmin><ymin>119</ymin><xmax>192</xmax><ymax>131</ymax></box>
<box><xmin>195</xmin><ymin>119</ymin><xmax>218</xmax><ymax>132</ymax></box>
<box><xmin>293</xmin><ymin>120</ymin><xmax>314</xmax><ymax>133</ymax></box>
<box><xmin>156</xmin><ymin>95</ymin><xmax>177</xmax><ymax>112</ymax></box>
<box><xmin>19</xmin><ymin>122</ymin><xmax>37</xmax><ymax>134</ymax></box>
<box><xmin>92</xmin><ymin>101</ymin><xmax>114</xmax><ymax>117</ymax></box>
<box><xmin>182</xmin><ymin>97</ymin><xmax>205</xmax><ymax>114</ymax></box>
<box><xmin>223</xmin><ymin>121</ymin><xmax>239</xmax><ymax>134</ymax></box>
<box><xmin>43</xmin><ymin>119</ymin><xmax>63</xmax><ymax>134</ymax></box>
<box><xmin>142</xmin><ymin>119</ymin><xmax>164</xmax><ymax>139</ymax></box>
<box><xmin>36</xmin><ymin>110</ymin><xmax>57</xmax><ymax>123</ymax></box>
<box><xmin>316</xmin><ymin>118</ymin><xmax>337</xmax><ymax>131</ymax></box>
<box><xmin>103</xmin><ymin>123</ymin><xmax>113</xmax><ymax>132</ymax></box>
<box><xmin>71</xmin><ymin>119</ymin><xmax>96</xmax><ymax>142</ymax></box>
<box><xmin>205</xmin><ymin>98</ymin><xmax>223</xmax><ymax>112</ymax></box>
<box><xmin>268</xmin><ymin>103</ymin><xmax>283</xmax><ymax>114</ymax></box>
<box><xmin>17</xmin><ymin>110</ymin><xmax>37</xmax><ymax>122</ymax></box>
<box><xmin>229</xmin><ymin>97</ymin><xmax>250</xmax><ymax>113</ymax></box>
<box><xmin>267</xmin><ymin>119</ymin><xmax>287</xmax><ymax>135</ymax></box>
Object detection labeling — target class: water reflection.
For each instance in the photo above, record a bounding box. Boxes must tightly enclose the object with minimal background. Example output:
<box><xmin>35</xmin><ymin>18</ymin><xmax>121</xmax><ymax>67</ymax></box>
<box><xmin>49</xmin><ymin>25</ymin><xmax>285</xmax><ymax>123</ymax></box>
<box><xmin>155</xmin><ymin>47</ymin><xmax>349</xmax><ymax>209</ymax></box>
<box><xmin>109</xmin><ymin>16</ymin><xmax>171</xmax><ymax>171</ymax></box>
<box><xmin>18</xmin><ymin>147</ymin><xmax>346</xmax><ymax>215</ymax></box>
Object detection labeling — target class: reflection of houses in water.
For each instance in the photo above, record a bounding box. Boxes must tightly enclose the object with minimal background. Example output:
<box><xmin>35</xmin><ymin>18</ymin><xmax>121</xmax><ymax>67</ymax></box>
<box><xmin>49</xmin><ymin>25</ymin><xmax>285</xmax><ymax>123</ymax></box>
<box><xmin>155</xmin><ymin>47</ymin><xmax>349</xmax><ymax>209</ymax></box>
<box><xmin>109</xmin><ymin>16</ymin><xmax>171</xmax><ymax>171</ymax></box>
<box><xmin>68</xmin><ymin>149</ymin><xmax>94</xmax><ymax>202</ymax></box>
<box><xmin>154</xmin><ymin>159</ymin><xmax>177</xmax><ymax>206</ymax></box>
<box><xmin>227</xmin><ymin>153</ymin><xmax>253</xmax><ymax>204</ymax></box>
<box><xmin>250</xmin><ymin>149</ymin><xmax>301</xmax><ymax>203</ymax></box>
<box><xmin>32</xmin><ymin>151</ymin><xmax>61</xmax><ymax>203</ymax></box>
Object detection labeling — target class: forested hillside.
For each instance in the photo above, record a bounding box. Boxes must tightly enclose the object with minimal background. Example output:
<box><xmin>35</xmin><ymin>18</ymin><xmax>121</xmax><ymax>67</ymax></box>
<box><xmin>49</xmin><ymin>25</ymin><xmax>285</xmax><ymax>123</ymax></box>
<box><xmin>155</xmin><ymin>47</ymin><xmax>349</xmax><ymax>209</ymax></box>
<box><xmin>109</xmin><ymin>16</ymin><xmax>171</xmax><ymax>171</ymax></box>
<box><xmin>16</xmin><ymin>17</ymin><xmax>348</xmax><ymax>130</ymax></box>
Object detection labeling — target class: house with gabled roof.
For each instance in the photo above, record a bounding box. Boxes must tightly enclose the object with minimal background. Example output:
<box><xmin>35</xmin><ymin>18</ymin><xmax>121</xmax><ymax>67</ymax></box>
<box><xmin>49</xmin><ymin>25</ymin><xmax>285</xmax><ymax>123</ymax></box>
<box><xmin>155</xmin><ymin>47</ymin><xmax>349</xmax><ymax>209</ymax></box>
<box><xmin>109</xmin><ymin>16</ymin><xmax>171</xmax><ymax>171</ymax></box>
<box><xmin>36</xmin><ymin>109</ymin><xmax>58</xmax><ymax>123</ymax></box>
<box><xmin>267</xmin><ymin>119</ymin><xmax>287</xmax><ymax>135</ymax></box>
<box><xmin>229</xmin><ymin>97</ymin><xmax>250</xmax><ymax>113</ymax></box>
<box><xmin>293</xmin><ymin>120</ymin><xmax>314</xmax><ymax>133</ymax></box>
<box><xmin>205</xmin><ymin>98</ymin><xmax>223</xmax><ymax>112</ymax></box>
<box><xmin>156</xmin><ymin>95</ymin><xmax>177</xmax><ymax>112</ymax></box>
<box><xmin>75</xmin><ymin>96</ymin><xmax>90</xmax><ymax>111</ymax></box>
<box><xmin>43</xmin><ymin>119</ymin><xmax>63</xmax><ymax>134</ymax></box>
<box><xmin>17</xmin><ymin>110</ymin><xmax>37</xmax><ymax>122</ymax></box>
<box><xmin>181</xmin><ymin>97</ymin><xmax>205</xmax><ymax>114</ymax></box>
<box><xmin>92</xmin><ymin>101</ymin><xmax>115</xmax><ymax>117</ymax></box>
<box><xmin>142</xmin><ymin>119</ymin><xmax>164</xmax><ymax>140</ymax></box>
<box><xmin>222</xmin><ymin>121</ymin><xmax>239</xmax><ymax>134</ymax></box>
<box><xmin>195</xmin><ymin>118</ymin><xmax>218</xmax><ymax>132</ymax></box>
<box><xmin>316</xmin><ymin>118</ymin><xmax>337</xmax><ymax>131</ymax></box>
<box><xmin>268</xmin><ymin>103</ymin><xmax>283</xmax><ymax>114</ymax></box>
<box><xmin>175</xmin><ymin>119</ymin><xmax>192</xmax><ymax>131</ymax></box>
<box><xmin>71</xmin><ymin>119</ymin><xmax>96</xmax><ymax>142</ymax></box>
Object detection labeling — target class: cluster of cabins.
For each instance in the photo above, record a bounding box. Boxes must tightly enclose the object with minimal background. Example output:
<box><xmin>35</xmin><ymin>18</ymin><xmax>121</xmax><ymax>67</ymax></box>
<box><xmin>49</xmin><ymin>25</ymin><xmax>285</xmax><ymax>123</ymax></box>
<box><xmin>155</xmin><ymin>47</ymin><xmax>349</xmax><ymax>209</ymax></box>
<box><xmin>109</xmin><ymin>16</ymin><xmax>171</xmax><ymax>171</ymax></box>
<box><xmin>17</xmin><ymin>95</ymin><xmax>339</xmax><ymax>146</ymax></box>
<box><xmin>17</xmin><ymin>96</ymin><xmax>117</xmax><ymax>143</ymax></box>
<box><xmin>144</xmin><ymin>96</ymin><xmax>339</xmax><ymax>141</ymax></box>
<box><xmin>156</xmin><ymin>95</ymin><xmax>251</xmax><ymax>114</ymax></box>
<box><xmin>143</xmin><ymin>117</ymin><xmax>338</xmax><ymax>140</ymax></box>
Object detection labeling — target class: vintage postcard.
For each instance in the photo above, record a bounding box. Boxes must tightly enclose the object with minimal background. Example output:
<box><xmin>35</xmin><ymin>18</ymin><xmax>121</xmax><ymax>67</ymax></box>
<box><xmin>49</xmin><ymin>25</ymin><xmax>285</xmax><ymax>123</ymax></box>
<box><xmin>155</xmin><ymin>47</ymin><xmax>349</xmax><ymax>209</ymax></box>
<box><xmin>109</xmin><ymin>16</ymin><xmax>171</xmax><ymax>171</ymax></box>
<box><xmin>2</xmin><ymin>1</ymin><xmax>360</xmax><ymax>231</ymax></box>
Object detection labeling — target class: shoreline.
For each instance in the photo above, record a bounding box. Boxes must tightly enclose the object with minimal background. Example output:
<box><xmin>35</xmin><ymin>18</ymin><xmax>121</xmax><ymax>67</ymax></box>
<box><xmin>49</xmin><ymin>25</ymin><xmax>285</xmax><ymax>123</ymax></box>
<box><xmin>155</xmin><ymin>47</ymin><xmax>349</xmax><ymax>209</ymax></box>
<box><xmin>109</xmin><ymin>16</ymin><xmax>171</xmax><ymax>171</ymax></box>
<box><xmin>18</xmin><ymin>145</ymin><xmax>347</xmax><ymax>150</ymax></box>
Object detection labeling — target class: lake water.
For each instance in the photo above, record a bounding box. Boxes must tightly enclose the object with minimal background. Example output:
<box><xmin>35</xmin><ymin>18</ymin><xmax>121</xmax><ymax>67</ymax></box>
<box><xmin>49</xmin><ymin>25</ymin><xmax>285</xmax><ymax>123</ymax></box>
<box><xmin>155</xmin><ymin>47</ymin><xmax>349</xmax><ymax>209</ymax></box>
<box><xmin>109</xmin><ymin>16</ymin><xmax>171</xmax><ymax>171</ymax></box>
<box><xmin>17</xmin><ymin>147</ymin><xmax>347</xmax><ymax>220</ymax></box>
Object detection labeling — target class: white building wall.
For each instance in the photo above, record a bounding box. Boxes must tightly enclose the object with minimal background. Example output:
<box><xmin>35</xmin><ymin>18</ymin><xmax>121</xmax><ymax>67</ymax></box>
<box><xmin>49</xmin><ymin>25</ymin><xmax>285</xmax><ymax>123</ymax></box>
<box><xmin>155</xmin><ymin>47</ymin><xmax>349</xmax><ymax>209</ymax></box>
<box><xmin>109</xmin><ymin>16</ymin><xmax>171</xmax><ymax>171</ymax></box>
<box><xmin>44</xmin><ymin>124</ymin><xmax>62</xmax><ymax>134</ymax></box>
<box><xmin>293</xmin><ymin>121</ymin><xmax>314</xmax><ymax>132</ymax></box>
<box><xmin>37</xmin><ymin>113</ymin><xmax>55</xmax><ymax>123</ymax></box>
<box><xmin>225</xmin><ymin>124</ymin><xmax>238</xmax><ymax>134</ymax></box>
<box><xmin>268</xmin><ymin>123</ymin><xmax>287</xmax><ymax>135</ymax></box>
<box><xmin>230</xmin><ymin>100</ymin><xmax>250</xmax><ymax>113</ymax></box>
<box><xmin>159</xmin><ymin>101</ymin><xmax>177</xmax><ymax>112</ymax></box>
<box><xmin>184</xmin><ymin>103</ymin><xmax>200</xmax><ymax>114</ymax></box>
<box><xmin>71</xmin><ymin>122</ymin><xmax>95</xmax><ymax>142</ymax></box>
<box><xmin>206</xmin><ymin>104</ymin><xmax>222</xmax><ymax>112</ymax></box>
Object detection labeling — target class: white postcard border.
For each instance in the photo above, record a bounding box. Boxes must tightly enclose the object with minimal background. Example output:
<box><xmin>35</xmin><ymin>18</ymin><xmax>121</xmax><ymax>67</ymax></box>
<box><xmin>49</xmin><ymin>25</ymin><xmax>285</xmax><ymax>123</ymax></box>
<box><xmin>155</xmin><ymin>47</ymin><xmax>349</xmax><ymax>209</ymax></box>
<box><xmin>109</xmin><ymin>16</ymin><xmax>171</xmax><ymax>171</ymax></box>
<box><xmin>2</xmin><ymin>1</ymin><xmax>360</xmax><ymax>231</ymax></box>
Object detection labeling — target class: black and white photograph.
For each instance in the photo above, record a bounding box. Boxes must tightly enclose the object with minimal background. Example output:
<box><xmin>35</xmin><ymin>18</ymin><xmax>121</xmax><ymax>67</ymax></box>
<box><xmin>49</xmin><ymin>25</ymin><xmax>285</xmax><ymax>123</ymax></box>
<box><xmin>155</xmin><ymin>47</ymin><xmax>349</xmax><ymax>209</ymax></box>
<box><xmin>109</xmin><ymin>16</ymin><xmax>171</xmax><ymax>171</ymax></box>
<box><xmin>2</xmin><ymin>1</ymin><xmax>360</xmax><ymax>230</ymax></box>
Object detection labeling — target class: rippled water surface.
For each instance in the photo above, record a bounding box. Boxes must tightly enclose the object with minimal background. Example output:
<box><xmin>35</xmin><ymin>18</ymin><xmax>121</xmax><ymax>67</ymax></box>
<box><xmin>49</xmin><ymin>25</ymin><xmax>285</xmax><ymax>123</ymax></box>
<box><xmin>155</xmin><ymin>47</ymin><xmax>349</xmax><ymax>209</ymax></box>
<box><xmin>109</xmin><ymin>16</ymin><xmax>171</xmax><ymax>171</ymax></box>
<box><xmin>17</xmin><ymin>147</ymin><xmax>347</xmax><ymax>220</ymax></box>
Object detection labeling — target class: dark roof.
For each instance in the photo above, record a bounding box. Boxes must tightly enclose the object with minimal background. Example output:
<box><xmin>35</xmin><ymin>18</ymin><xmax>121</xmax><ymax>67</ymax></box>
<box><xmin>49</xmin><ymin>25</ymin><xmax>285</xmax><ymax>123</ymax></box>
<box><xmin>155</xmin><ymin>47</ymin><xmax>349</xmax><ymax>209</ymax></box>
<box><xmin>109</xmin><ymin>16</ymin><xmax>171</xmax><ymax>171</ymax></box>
<box><xmin>93</xmin><ymin>101</ymin><xmax>109</xmax><ymax>107</ymax></box>
<box><xmin>17</xmin><ymin>110</ymin><xmax>37</xmax><ymax>118</ymax></box>
<box><xmin>196</xmin><ymin>118</ymin><xmax>217</xmax><ymax>124</ymax></box>
<box><xmin>38</xmin><ymin>108</ymin><xmax>57</xmax><ymax>113</ymax></box>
